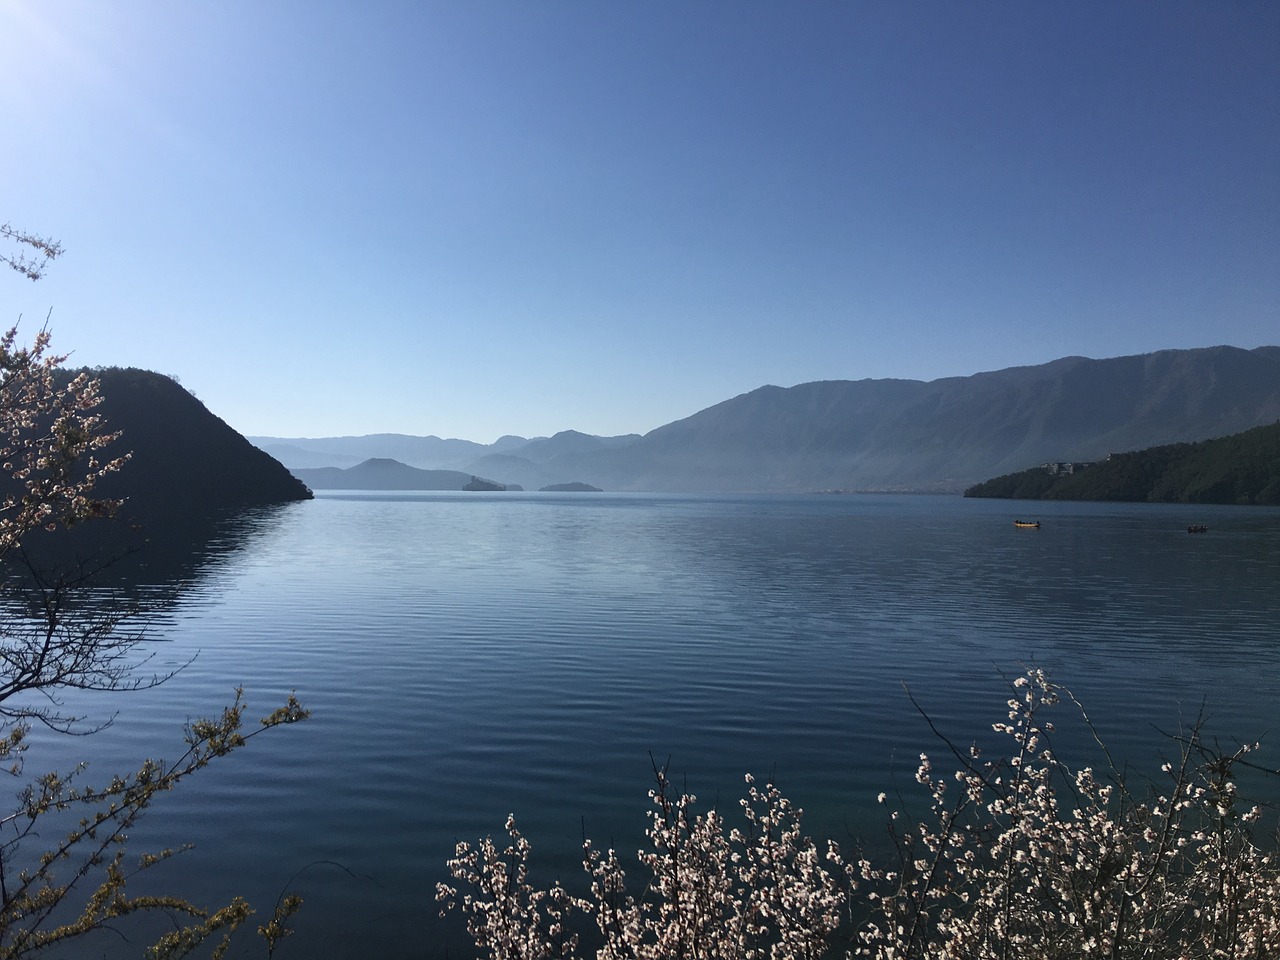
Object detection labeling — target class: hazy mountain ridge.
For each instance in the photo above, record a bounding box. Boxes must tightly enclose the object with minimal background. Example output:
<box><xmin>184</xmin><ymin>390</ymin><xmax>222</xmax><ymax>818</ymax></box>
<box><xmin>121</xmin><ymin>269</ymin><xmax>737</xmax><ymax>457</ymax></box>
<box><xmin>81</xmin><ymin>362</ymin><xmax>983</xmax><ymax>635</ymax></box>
<box><xmin>577</xmin><ymin>345</ymin><xmax>1280</xmax><ymax>492</ymax></box>
<box><xmin>255</xmin><ymin>442</ymin><xmax>364</xmax><ymax>470</ymax></box>
<box><xmin>460</xmin><ymin>453</ymin><xmax>555</xmax><ymax>492</ymax></box>
<box><xmin>254</xmin><ymin>428</ymin><xmax>644</xmax><ymax>482</ymax></box>
<box><xmin>248</xmin><ymin>432</ymin><xmax>498</xmax><ymax>471</ymax></box>
<box><xmin>255</xmin><ymin>346</ymin><xmax>1280</xmax><ymax>494</ymax></box>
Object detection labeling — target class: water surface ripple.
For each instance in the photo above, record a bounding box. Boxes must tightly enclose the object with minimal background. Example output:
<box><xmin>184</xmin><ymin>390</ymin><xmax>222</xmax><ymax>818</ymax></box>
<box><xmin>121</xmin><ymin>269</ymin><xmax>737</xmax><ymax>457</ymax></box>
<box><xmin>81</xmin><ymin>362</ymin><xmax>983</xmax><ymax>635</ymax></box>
<box><xmin>23</xmin><ymin>492</ymin><xmax>1280</xmax><ymax>958</ymax></box>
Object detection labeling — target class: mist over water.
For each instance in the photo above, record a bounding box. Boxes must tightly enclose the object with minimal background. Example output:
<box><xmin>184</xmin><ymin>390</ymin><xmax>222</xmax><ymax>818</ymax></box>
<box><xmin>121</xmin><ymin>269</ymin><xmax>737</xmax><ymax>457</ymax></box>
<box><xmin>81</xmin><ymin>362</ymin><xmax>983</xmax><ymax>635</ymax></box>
<box><xmin>21</xmin><ymin>493</ymin><xmax>1280</xmax><ymax>958</ymax></box>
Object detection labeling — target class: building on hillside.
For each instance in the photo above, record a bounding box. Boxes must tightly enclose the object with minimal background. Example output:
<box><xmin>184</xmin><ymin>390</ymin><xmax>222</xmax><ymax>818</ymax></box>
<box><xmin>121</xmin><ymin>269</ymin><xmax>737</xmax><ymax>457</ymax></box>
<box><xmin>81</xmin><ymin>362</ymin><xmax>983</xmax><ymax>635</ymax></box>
<box><xmin>1040</xmin><ymin>460</ymin><xmax>1097</xmax><ymax>476</ymax></box>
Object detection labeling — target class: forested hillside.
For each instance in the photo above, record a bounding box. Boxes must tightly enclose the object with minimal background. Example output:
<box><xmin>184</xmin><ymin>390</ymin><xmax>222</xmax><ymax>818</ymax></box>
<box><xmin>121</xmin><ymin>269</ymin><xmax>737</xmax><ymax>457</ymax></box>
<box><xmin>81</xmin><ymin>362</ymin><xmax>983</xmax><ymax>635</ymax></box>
<box><xmin>964</xmin><ymin>422</ymin><xmax>1280</xmax><ymax>504</ymax></box>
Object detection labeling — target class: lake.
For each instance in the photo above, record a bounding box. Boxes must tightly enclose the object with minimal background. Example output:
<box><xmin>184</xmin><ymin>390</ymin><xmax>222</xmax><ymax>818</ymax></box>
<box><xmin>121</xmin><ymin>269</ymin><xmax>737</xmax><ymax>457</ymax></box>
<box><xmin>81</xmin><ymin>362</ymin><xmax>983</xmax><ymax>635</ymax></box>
<box><xmin>16</xmin><ymin>492</ymin><xmax>1280</xmax><ymax>958</ymax></box>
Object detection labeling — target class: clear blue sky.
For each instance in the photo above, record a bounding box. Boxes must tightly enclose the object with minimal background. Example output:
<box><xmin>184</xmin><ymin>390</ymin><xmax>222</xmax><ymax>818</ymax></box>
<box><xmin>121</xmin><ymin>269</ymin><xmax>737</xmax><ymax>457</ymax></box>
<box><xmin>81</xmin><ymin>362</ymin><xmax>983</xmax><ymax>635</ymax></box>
<box><xmin>2</xmin><ymin>2</ymin><xmax>1276</xmax><ymax>442</ymax></box>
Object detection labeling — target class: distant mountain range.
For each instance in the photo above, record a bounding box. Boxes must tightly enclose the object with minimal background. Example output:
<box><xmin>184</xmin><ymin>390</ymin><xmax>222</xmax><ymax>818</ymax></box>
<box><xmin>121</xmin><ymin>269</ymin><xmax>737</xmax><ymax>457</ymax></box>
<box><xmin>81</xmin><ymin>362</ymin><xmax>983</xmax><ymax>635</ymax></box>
<box><xmin>252</xmin><ymin>429</ymin><xmax>639</xmax><ymax>492</ymax></box>
<box><xmin>254</xmin><ymin>345</ymin><xmax>1280</xmax><ymax>494</ymax></box>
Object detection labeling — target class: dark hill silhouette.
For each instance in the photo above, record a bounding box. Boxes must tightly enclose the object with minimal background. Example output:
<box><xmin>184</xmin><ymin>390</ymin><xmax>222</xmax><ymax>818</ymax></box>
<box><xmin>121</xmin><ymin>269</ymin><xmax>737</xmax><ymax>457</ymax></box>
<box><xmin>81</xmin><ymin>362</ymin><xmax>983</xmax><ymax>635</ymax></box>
<box><xmin>965</xmin><ymin>422</ymin><xmax>1280</xmax><ymax>504</ymax></box>
<box><xmin>86</xmin><ymin>367</ymin><xmax>312</xmax><ymax>519</ymax></box>
<box><xmin>13</xmin><ymin>368</ymin><xmax>310</xmax><ymax>575</ymax></box>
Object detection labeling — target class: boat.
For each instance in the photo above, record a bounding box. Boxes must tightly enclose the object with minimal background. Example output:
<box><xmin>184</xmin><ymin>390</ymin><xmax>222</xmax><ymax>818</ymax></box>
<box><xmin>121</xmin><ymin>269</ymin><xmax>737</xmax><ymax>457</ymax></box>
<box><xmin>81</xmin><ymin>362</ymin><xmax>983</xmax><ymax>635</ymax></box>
<box><xmin>1013</xmin><ymin>520</ymin><xmax>1041</xmax><ymax>529</ymax></box>
<box><xmin>1187</xmin><ymin>524</ymin><xmax>1209</xmax><ymax>534</ymax></box>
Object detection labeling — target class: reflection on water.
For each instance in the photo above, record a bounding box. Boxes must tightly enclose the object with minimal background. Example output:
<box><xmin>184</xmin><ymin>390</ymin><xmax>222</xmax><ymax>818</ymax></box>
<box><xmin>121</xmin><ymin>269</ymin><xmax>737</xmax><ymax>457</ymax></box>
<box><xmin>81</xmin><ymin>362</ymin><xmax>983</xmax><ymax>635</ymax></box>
<box><xmin>10</xmin><ymin>493</ymin><xmax>1280</xmax><ymax>958</ymax></box>
<box><xmin>2</xmin><ymin>503</ymin><xmax>303</xmax><ymax>720</ymax></box>
<box><xmin>4</xmin><ymin>501</ymin><xmax>301</xmax><ymax>675</ymax></box>
<box><xmin>0</xmin><ymin>502</ymin><xmax>309</xmax><ymax>956</ymax></box>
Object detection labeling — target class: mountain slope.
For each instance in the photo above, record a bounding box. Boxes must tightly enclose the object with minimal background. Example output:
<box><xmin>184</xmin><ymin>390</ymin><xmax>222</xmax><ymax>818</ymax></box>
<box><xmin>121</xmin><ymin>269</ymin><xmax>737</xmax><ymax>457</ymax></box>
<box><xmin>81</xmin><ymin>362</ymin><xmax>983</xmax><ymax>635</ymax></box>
<box><xmin>13</xmin><ymin>368</ymin><xmax>312</xmax><ymax>572</ymax></box>
<box><xmin>503</xmin><ymin>430</ymin><xmax>642</xmax><ymax>463</ymax></box>
<box><xmin>88</xmin><ymin>367</ymin><xmax>312</xmax><ymax>515</ymax></box>
<box><xmin>541</xmin><ymin>346</ymin><xmax>1280</xmax><ymax>493</ymax></box>
<box><xmin>964</xmin><ymin>421</ymin><xmax>1280</xmax><ymax>504</ymax></box>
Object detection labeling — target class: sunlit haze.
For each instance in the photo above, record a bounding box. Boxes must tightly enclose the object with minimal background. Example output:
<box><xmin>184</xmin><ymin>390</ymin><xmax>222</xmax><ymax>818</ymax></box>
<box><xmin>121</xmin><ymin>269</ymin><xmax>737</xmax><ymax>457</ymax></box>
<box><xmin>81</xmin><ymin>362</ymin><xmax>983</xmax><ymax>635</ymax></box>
<box><xmin>2</xmin><ymin>2</ymin><xmax>1276</xmax><ymax>441</ymax></box>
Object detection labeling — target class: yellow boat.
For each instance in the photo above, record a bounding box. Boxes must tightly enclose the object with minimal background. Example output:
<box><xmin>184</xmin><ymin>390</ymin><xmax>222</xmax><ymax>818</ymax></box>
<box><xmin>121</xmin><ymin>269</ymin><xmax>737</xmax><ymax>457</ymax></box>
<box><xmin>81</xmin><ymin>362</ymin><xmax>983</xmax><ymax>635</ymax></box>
<box><xmin>1013</xmin><ymin>520</ymin><xmax>1041</xmax><ymax>529</ymax></box>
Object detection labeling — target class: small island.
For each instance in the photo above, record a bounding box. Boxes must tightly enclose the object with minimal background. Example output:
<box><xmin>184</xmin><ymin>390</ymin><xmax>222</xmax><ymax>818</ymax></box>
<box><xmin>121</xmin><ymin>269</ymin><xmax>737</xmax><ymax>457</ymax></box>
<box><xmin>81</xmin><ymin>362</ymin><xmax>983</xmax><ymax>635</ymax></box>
<box><xmin>538</xmin><ymin>482</ymin><xmax>603</xmax><ymax>492</ymax></box>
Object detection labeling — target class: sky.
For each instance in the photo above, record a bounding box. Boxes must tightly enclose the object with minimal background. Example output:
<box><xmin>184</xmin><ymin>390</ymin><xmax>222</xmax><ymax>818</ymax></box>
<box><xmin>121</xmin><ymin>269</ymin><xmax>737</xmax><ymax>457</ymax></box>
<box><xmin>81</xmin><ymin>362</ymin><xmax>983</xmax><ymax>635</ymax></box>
<box><xmin>1</xmin><ymin>2</ymin><xmax>1277</xmax><ymax>443</ymax></box>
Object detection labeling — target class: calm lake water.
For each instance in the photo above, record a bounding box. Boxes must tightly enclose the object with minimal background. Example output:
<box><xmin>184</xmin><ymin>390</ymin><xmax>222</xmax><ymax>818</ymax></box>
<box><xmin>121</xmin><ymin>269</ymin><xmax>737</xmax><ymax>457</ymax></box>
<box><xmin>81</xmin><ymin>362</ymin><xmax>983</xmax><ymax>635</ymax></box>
<box><xmin>18</xmin><ymin>492</ymin><xmax>1280</xmax><ymax>958</ymax></box>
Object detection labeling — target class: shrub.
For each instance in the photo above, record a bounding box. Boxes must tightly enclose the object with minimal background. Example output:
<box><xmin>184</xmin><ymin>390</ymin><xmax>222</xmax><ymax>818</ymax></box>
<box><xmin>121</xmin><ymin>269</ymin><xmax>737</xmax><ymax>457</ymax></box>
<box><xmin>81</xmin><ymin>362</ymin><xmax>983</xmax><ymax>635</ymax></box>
<box><xmin>440</xmin><ymin>669</ymin><xmax>1279</xmax><ymax>959</ymax></box>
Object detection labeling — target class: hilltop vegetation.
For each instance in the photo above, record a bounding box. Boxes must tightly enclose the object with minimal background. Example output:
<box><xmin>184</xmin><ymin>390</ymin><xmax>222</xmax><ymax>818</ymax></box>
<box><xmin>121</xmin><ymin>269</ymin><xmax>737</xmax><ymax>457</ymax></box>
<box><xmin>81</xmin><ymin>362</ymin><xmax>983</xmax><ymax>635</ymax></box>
<box><xmin>965</xmin><ymin>421</ymin><xmax>1280</xmax><ymax>504</ymax></box>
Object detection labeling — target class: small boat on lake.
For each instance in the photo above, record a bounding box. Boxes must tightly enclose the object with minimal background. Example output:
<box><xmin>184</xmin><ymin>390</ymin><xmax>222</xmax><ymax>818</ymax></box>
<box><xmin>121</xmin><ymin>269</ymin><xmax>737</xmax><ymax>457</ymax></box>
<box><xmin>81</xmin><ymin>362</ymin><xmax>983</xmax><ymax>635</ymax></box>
<box><xmin>1013</xmin><ymin>520</ymin><xmax>1041</xmax><ymax>529</ymax></box>
<box><xmin>1187</xmin><ymin>524</ymin><xmax>1209</xmax><ymax>534</ymax></box>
